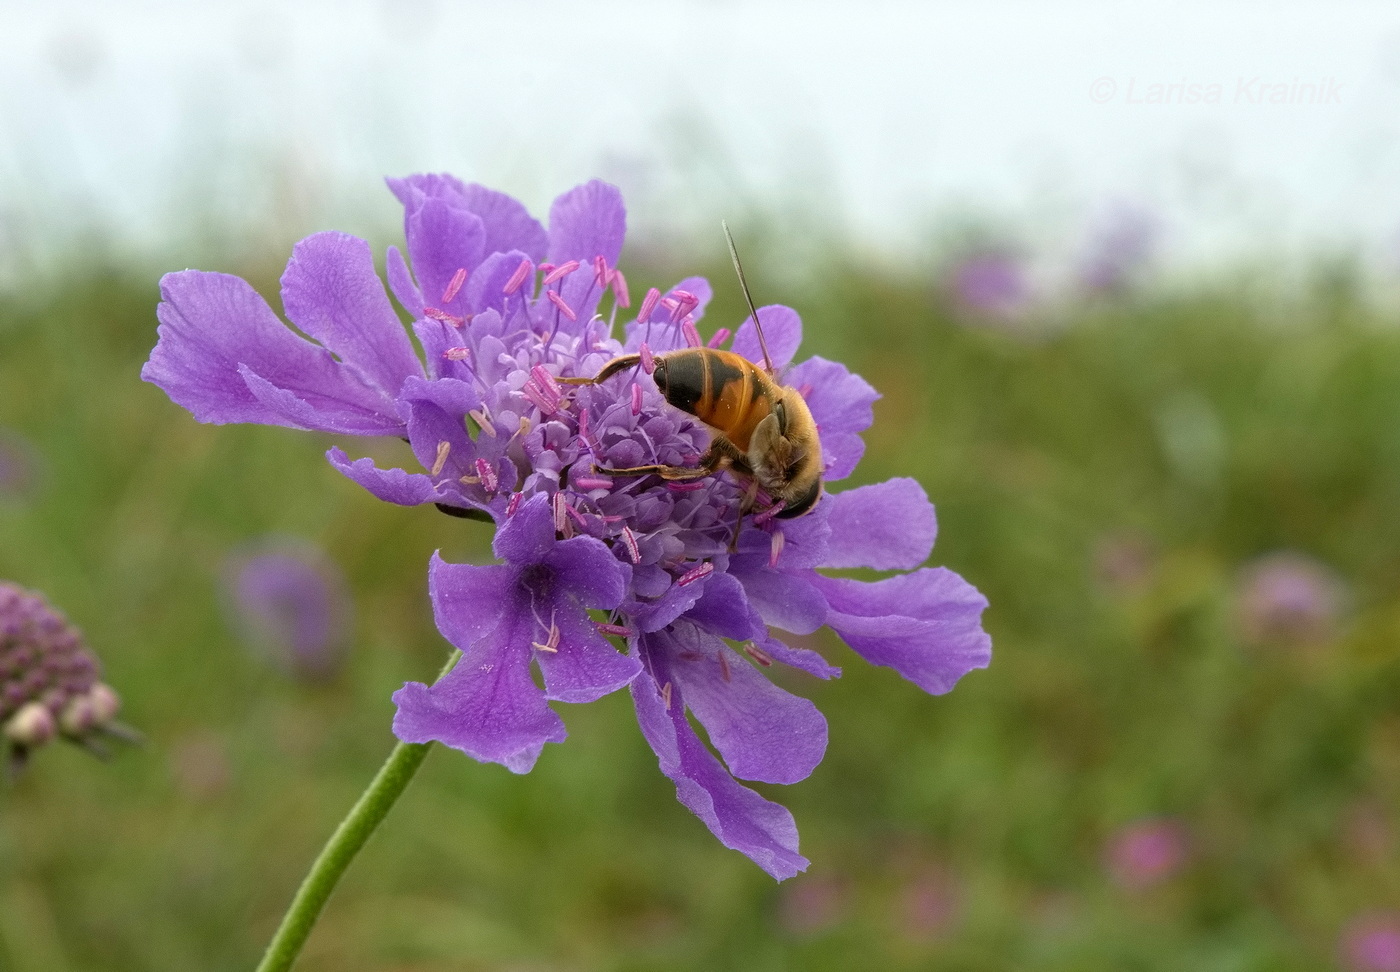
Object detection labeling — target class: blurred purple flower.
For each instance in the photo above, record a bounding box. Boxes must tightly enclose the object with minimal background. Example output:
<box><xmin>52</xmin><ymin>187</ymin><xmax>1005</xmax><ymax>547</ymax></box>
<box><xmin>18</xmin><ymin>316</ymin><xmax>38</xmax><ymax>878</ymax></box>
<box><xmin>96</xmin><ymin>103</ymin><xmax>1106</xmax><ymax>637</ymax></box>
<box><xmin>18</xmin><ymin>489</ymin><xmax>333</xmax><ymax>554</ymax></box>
<box><xmin>1236</xmin><ymin>552</ymin><xmax>1347</xmax><ymax>647</ymax></box>
<box><xmin>1343</xmin><ymin>914</ymin><xmax>1400</xmax><ymax>972</ymax></box>
<box><xmin>0</xmin><ymin>429</ymin><xmax>40</xmax><ymax>500</ymax></box>
<box><xmin>144</xmin><ymin>174</ymin><xmax>992</xmax><ymax>879</ymax></box>
<box><xmin>1078</xmin><ymin>201</ymin><xmax>1160</xmax><ymax>294</ymax></box>
<box><xmin>0</xmin><ymin>581</ymin><xmax>124</xmax><ymax>768</ymax></box>
<box><xmin>1105</xmin><ymin>817</ymin><xmax>1189</xmax><ymax>891</ymax></box>
<box><xmin>778</xmin><ymin>874</ymin><xmax>850</xmax><ymax>936</ymax></box>
<box><xmin>1093</xmin><ymin>531</ymin><xmax>1156</xmax><ymax>594</ymax></box>
<box><xmin>897</xmin><ymin>868</ymin><xmax>962</xmax><ymax>942</ymax></box>
<box><xmin>950</xmin><ymin>251</ymin><xmax>1029</xmax><ymax>319</ymax></box>
<box><xmin>225</xmin><ymin>543</ymin><xmax>352</xmax><ymax>682</ymax></box>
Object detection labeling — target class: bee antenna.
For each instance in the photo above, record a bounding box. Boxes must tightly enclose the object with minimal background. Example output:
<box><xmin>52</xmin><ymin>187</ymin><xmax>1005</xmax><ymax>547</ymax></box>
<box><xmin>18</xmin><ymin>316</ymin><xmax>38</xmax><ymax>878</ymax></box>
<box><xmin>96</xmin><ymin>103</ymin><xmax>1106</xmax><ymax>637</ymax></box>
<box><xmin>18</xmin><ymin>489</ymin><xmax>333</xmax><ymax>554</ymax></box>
<box><xmin>722</xmin><ymin>220</ymin><xmax>775</xmax><ymax>374</ymax></box>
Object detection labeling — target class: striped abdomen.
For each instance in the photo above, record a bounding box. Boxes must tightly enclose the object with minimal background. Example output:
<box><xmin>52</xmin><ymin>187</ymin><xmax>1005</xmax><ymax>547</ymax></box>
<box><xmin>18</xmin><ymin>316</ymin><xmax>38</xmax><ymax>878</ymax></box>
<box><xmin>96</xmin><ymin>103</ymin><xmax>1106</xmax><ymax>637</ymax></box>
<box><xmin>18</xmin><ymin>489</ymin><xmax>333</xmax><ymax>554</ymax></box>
<box><xmin>652</xmin><ymin>348</ymin><xmax>774</xmax><ymax>451</ymax></box>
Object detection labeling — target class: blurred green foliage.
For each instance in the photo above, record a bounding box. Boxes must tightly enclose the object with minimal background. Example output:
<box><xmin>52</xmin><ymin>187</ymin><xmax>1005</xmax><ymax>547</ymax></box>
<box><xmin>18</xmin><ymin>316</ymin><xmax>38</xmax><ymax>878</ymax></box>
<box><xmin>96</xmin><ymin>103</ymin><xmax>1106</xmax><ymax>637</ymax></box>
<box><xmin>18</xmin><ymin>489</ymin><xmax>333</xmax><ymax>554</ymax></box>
<box><xmin>2</xmin><ymin>246</ymin><xmax>1399</xmax><ymax>972</ymax></box>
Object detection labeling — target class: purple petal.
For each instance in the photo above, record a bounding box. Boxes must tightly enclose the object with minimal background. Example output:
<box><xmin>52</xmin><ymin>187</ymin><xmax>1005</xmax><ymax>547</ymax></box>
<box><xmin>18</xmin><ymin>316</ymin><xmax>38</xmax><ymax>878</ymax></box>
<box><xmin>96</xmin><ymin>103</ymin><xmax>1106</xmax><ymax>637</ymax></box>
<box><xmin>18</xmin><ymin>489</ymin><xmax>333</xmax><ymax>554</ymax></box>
<box><xmin>685</xmin><ymin>571</ymin><xmax>765</xmax><ymax>641</ymax></box>
<box><xmin>386</xmin><ymin>172</ymin><xmax>468</xmax><ymax>208</ymax></box>
<box><xmin>404</xmin><ymin>199</ymin><xmax>486</xmax><ymax>318</ymax></box>
<box><xmin>623</xmin><ymin>277</ymin><xmax>715</xmax><ymax>353</ymax></box>
<box><xmin>493</xmin><ymin>493</ymin><xmax>556</xmax><ymax>564</ymax></box>
<box><xmin>786</xmin><ymin>356</ymin><xmax>879</xmax><ymax>481</ymax></box>
<box><xmin>631</xmin><ymin>572</ymin><xmax>711</xmax><ymax>633</ymax></box>
<box><xmin>631</xmin><ymin>636</ymin><xmax>808</xmax><ymax>880</ymax></box>
<box><xmin>822</xmin><ymin>478</ymin><xmax>936</xmax><ymax>570</ymax></box>
<box><xmin>666</xmin><ymin>624</ymin><xmax>827</xmax><ymax>785</ymax></box>
<box><xmin>547</xmin><ymin>180</ymin><xmax>626</xmax><ymax>265</ymax></box>
<box><xmin>398</xmin><ymin>374</ymin><xmax>482</xmax><ymax>418</ymax></box>
<box><xmin>733</xmin><ymin>567</ymin><xmax>828</xmax><ymax>635</ymax></box>
<box><xmin>427</xmin><ymin>554</ymin><xmax>516</xmax><ymax>645</ymax></box>
<box><xmin>327</xmin><ymin>447</ymin><xmax>443</xmax><ymax>506</ymax></box>
<box><xmin>385</xmin><ymin>245</ymin><xmax>424</xmax><ymax>318</ymax></box>
<box><xmin>458</xmin><ymin>183</ymin><xmax>548</xmax><ymax>262</ymax></box>
<box><xmin>536</xmin><ymin>603</ymin><xmax>641</xmax><ymax>703</ymax></box>
<box><xmin>392</xmin><ymin>613</ymin><xmax>563</xmax><ymax>773</ymax></box>
<box><xmin>813</xmin><ymin>569</ymin><xmax>991</xmax><ymax>695</ymax></box>
<box><xmin>544</xmin><ymin>535</ymin><xmax>630</xmax><ymax>610</ymax></box>
<box><xmin>238</xmin><ymin>365</ymin><xmax>403</xmax><ymax>436</ymax></box>
<box><xmin>731</xmin><ymin>305</ymin><xmax>803</xmax><ymax>371</ymax></box>
<box><xmin>144</xmin><ymin>270</ymin><xmax>399</xmax><ymax>432</ymax></box>
<box><xmin>280</xmin><ymin>232</ymin><xmax>424</xmax><ymax>398</ymax></box>
<box><xmin>463</xmin><ymin>250</ymin><xmax>533</xmax><ymax>318</ymax></box>
<box><xmin>756</xmin><ymin>634</ymin><xmax>841</xmax><ymax>680</ymax></box>
<box><xmin>403</xmin><ymin>397</ymin><xmax>478</xmax><ymax>487</ymax></box>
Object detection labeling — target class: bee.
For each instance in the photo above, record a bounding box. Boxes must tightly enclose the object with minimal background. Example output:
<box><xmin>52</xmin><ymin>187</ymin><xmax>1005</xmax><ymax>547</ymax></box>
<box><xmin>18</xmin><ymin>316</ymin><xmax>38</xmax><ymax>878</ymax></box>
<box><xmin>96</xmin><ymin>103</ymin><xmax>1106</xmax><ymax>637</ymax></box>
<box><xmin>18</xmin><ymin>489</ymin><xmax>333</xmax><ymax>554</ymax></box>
<box><xmin>560</xmin><ymin>223</ymin><xmax>823</xmax><ymax>527</ymax></box>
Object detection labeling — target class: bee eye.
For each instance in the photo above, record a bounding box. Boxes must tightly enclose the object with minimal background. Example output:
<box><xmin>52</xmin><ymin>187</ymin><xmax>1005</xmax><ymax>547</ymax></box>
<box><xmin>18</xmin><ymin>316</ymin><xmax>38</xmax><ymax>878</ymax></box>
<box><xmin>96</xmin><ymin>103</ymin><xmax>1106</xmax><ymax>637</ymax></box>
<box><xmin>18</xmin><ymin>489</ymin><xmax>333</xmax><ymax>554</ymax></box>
<box><xmin>773</xmin><ymin>400</ymin><xmax>788</xmax><ymax>435</ymax></box>
<box><xmin>652</xmin><ymin>360</ymin><xmax>668</xmax><ymax>394</ymax></box>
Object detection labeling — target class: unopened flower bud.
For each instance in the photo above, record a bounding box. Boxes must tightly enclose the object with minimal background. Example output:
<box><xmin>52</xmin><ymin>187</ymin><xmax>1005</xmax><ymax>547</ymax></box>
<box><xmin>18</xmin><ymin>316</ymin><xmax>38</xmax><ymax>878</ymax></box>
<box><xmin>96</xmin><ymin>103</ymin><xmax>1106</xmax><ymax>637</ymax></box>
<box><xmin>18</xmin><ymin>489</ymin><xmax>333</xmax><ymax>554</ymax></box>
<box><xmin>5</xmin><ymin>701</ymin><xmax>56</xmax><ymax>747</ymax></box>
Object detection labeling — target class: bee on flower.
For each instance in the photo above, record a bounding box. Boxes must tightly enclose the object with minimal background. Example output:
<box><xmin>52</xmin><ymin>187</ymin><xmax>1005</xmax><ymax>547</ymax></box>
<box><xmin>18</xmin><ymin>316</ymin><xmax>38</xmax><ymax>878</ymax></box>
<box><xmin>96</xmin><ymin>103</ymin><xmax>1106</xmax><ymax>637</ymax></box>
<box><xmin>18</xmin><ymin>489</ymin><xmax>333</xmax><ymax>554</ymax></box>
<box><xmin>143</xmin><ymin>175</ymin><xmax>992</xmax><ymax>879</ymax></box>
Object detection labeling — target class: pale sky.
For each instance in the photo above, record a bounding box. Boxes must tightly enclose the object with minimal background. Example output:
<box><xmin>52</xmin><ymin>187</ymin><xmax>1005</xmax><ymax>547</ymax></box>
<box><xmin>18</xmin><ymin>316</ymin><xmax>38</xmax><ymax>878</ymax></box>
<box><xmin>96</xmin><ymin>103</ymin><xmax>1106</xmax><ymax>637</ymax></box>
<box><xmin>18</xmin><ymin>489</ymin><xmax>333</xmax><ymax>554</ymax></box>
<box><xmin>3</xmin><ymin>0</ymin><xmax>1400</xmax><ymax>274</ymax></box>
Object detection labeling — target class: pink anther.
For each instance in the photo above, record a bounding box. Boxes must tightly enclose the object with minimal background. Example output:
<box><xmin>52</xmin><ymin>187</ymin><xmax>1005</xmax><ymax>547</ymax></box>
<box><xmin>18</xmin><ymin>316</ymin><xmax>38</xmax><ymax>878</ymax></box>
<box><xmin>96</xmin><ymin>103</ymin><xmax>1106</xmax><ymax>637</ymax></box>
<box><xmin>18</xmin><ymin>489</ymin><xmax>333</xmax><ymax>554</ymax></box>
<box><xmin>630</xmin><ymin>383</ymin><xmax>643</xmax><ymax>416</ymax></box>
<box><xmin>718</xmin><ymin>649</ymin><xmax>731</xmax><ymax>682</ymax></box>
<box><xmin>542</xmin><ymin>260</ymin><xmax>580</xmax><ymax>286</ymax></box>
<box><xmin>442</xmin><ymin>346</ymin><xmax>471</xmax><ymax>361</ymax></box>
<box><xmin>666</xmin><ymin>480</ymin><xmax>706</xmax><ymax>493</ymax></box>
<box><xmin>506</xmin><ymin>492</ymin><xmax>522</xmax><ymax>516</ymax></box>
<box><xmin>572</xmin><ymin>475</ymin><xmax>612</xmax><ymax>491</ymax></box>
<box><xmin>475</xmin><ymin>458</ymin><xmax>498</xmax><ymax>492</ymax></box>
<box><xmin>706</xmin><ymin>327</ymin><xmax>731</xmax><ymax>348</ymax></box>
<box><xmin>612</xmin><ymin>269</ymin><xmax>630</xmax><ymax>308</ymax></box>
<box><xmin>546</xmin><ymin>290</ymin><xmax>577</xmax><ymax>321</ymax></box>
<box><xmin>552</xmin><ymin>491</ymin><xmax>568</xmax><ymax>532</ymax></box>
<box><xmin>743</xmin><ymin>642</ymin><xmax>774</xmax><ymax>667</ymax></box>
<box><xmin>441</xmin><ymin>267</ymin><xmax>467</xmax><ymax>303</ymax></box>
<box><xmin>681</xmin><ymin>318</ymin><xmax>702</xmax><ymax>348</ymax></box>
<box><xmin>430</xmin><ymin>440</ymin><xmax>451</xmax><ymax>477</ymax></box>
<box><xmin>596</xmin><ymin>622</ymin><xmax>634</xmax><ymax>638</ymax></box>
<box><xmin>620</xmin><ymin>526</ymin><xmax>641</xmax><ymax>564</ymax></box>
<box><xmin>503</xmin><ymin>259</ymin><xmax>532</xmax><ymax>295</ymax></box>
<box><xmin>424</xmin><ymin>307</ymin><xmax>465</xmax><ymax>327</ymax></box>
<box><xmin>676</xmin><ymin>562</ymin><xmax>714</xmax><ymax>587</ymax></box>
<box><xmin>639</xmin><ymin>342</ymin><xmax>655</xmax><ymax>374</ymax></box>
<box><xmin>769</xmin><ymin>529</ymin><xmax>786</xmax><ymax>568</ymax></box>
<box><xmin>638</xmin><ymin>287</ymin><xmax>661</xmax><ymax>321</ymax></box>
<box><xmin>468</xmin><ymin>408</ymin><xmax>496</xmax><ymax>437</ymax></box>
<box><xmin>593</xmin><ymin>255</ymin><xmax>609</xmax><ymax>284</ymax></box>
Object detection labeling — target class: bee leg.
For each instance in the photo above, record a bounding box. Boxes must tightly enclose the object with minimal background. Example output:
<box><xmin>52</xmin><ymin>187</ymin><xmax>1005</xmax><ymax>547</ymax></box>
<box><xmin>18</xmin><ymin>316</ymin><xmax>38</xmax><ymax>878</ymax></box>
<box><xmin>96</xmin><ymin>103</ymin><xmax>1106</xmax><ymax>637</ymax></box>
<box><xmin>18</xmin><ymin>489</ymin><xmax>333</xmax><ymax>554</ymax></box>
<box><xmin>593</xmin><ymin>437</ymin><xmax>741</xmax><ymax>482</ymax></box>
<box><xmin>728</xmin><ymin>479</ymin><xmax>761</xmax><ymax>553</ymax></box>
<box><xmin>557</xmin><ymin>354</ymin><xmax>642</xmax><ymax>385</ymax></box>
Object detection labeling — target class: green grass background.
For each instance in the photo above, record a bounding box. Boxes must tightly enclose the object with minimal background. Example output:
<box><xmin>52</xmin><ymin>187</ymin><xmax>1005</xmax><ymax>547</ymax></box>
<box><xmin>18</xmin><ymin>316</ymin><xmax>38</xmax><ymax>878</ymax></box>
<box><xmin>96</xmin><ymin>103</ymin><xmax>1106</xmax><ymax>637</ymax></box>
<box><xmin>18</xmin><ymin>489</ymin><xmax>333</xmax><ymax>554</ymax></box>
<box><xmin>2</xmin><ymin>240</ymin><xmax>1399</xmax><ymax>971</ymax></box>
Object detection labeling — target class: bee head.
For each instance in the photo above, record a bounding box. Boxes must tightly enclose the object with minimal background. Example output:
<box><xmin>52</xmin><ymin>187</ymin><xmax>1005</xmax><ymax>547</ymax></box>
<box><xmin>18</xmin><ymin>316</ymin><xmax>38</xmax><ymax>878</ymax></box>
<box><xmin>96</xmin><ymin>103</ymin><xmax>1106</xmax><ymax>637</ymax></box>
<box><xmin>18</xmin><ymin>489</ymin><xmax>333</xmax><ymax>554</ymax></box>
<box><xmin>650</xmin><ymin>358</ymin><xmax>669</xmax><ymax>396</ymax></box>
<box><xmin>776</xmin><ymin>478</ymin><xmax>822</xmax><ymax>518</ymax></box>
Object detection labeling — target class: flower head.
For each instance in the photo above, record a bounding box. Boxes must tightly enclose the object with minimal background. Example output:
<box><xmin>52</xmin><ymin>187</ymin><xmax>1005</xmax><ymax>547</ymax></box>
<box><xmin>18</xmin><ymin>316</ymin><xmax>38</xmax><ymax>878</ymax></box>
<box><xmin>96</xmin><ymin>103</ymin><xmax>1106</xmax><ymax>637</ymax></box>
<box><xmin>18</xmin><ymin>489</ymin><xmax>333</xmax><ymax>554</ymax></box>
<box><xmin>224</xmin><ymin>541</ymin><xmax>353</xmax><ymax>682</ymax></box>
<box><xmin>1105</xmin><ymin>817</ymin><xmax>1189</xmax><ymax>891</ymax></box>
<box><xmin>143</xmin><ymin>174</ymin><xmax>992</xmax><ymax>878</ymax></box>
<box><xmin>1343</xmin><ymin>913</ymin><xmax>1400</xmax><ymax>972</ymax></box>
<box><xmin>1236</xmin><ymin>551</ymin><xmax>1347</xmax><ymax>647</ymax></box>
<box><xmin>0</xmin><ymin>581</ymin><xmax>124</xmax><ymax>769</ymax></box>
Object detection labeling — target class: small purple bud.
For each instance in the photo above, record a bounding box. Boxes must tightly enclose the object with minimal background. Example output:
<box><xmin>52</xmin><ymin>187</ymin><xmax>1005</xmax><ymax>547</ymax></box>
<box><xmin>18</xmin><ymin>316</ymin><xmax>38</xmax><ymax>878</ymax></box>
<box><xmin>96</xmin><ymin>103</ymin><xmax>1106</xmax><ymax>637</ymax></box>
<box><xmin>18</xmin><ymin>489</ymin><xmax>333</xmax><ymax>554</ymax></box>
<box><xmin>4</xmin><ymin>701</ymin><xmax>56</xmax><ymax>748</ymax></box>
<box><xmin>777</xmin><ymin>874</ymin><xmax>850</xmax><ymax>937</ymax></box>
<box><xmin>949</xmin><ymin>251</ymin><xmax>1030</xmax><ymax>320</ymax></box>
<box><xmin>1105</xmin><ymin>817</ymin><xmax>1189</xmax><ymax>891</ymax></box>
<box><xmin>1342</xmin><ymin>913</ymin><xmax>1400</xmax><ymax>972</ymax></box>
<box><xmin>224</xmin><ymin>542</ymin><xmax>352</xmax><ymax>682</ymax></box>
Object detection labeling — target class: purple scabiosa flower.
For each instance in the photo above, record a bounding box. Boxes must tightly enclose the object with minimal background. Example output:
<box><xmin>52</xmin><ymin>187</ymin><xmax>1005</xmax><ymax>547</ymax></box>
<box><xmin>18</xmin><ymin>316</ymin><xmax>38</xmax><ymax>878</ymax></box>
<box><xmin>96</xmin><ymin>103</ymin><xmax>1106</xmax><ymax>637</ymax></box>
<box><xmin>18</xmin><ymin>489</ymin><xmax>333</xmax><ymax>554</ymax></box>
<box><xmin>949</xmin><ymin>251</ymin><xmax>1029</xmax><ymax>321</ymax></box>
<box><xmin>1343</xmin><ymin>914</ymin><xmax>1400</xmax><ymax>972</ymax></box>
<box><xmin>0</xmin><ymin>581</ymin><xmax>125</xmax><ymax>769</ymax></box>
<box><xmin>1077</xmin><ymin>201</ymin><xmax>1160</xmax><ymax>294</ymax></box>
<box><xmin>143</xmin><ymin>174</ymin><xmax>992</xmax><ymax>878</ymax></box>
<box><xmin>778</xmin><ymin>873</ymin><xmax>851</xmax><ymax>937</ymax></box>
<box><xmin>1104</xmin><ymin>817</ymin><xmax>1189</xmax><ymax>891</ymax></box>
<box><xmin>224</xmin><ymin>541</ymin><xmax>353</xmax><ymax>682</ymax></box>
<box><xmin>1235</xmin><ymin>552</ymin><xmax>1347</xmax><ymax>647</ymax></box>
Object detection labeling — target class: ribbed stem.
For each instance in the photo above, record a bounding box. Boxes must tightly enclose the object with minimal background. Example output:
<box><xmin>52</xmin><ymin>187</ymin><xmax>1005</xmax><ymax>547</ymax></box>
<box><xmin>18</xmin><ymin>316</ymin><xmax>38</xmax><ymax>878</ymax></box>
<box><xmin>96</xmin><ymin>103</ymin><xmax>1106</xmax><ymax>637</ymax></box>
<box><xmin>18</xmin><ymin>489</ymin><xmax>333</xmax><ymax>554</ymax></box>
<box><xmin>253</xmin><ymin>650</ymin><xmax>459</xmax><ymax>972</ymax></box>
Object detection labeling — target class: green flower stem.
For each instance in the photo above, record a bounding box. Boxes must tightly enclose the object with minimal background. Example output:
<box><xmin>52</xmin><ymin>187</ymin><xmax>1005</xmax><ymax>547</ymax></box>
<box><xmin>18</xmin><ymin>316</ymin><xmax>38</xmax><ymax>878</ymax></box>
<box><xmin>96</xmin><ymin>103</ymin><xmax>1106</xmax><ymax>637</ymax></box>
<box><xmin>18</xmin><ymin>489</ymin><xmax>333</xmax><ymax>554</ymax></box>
<box><xmin>254</xmin><ymin>650</ymin><xmax>460</xmax><ymax>972</ymax></box>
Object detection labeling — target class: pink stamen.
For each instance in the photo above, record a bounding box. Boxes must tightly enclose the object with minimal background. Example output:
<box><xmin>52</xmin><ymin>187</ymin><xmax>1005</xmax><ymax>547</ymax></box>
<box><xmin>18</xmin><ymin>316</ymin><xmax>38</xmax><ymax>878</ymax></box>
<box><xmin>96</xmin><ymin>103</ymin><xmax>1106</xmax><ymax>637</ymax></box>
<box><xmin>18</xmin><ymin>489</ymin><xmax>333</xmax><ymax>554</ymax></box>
<box><xmin>596</xmin><ymin>622</ymin><xmax>634</xmax><ymax>638</ymax></box>
<box><xmin>442</xmin><ymin>346</ymin><xmax>471</xmax><ymax>361</ymax></box>
<box><xmin>532</xmin><ymin>615</ymin><xmax>561</xmax><ymax>653</ymax></box>
<box><xmin>566</xmin><ymin>501</ymin><xmax>590</xmax><ymax>530</ymax></box>
<box><xmin>681</xmin><ymin>452</ymin><xmax>702</xmax><ymax>464</ymax></box>
<box><xmin>666</xmin><ymin>480</ymin><xmax>706</xmax><ymax>493</ymax></box>
<box><xmin>552</xmin><ymin>491</ymin><xmax>568</xmax><ymax>532</ymax></box>
<box><xmin>506</xmin><ymin>492</ymin><xmax>522</xmax><ymax>516</ymax></box>
<box><xmin>530</xmin><ymin>365</ymin><xmax>561</xmax><ymax>401</ymax></box>
<box><xmin>599</xmin><ymin>514</ymin><xmax>627</xmax><ymax>523</ymax></box>
<box><xmin>660</xmin><ymin>297</ymin><xmax>680</xmax><ymax>319</ymax></box>
<box><xmin>538</xmin><ymin>262</ymin><xmax>555</xmax><ymax>277</ymax></box>
<box><xmin>673</xmin><ymin>289</ymin><xmax>699</xmax><ymax>318</ymax></box>
<box><xmin>681</xmin><ymin>319</ymin><xmax>702</xmax><ymax>348</ymax></box>
<box><xmin>542</xmin><ymin>260</ymin><xmax>580</xmax><ymax>286</ymax></box>
<box><xmin>430</xmin><ymin>440</ymin><xmax>451</xmax><ymax>477</ymax></box>
<box><xmin>503</xmin><ymin>259</ymin><xmax>532</xmax><ymax>295</ymax></box>
<box><xmin>475</xmin><ymin>458</ymin><xmax>498</xmax><ymax>492</ymax></box>
<box><xmin>424</xmin><ymin>307</ymin><xmax>466</xmax><ymax>327</ymax></box>
<box><xmin>593</xmin><ymin>255</ymin><xmax>609</xmax><ymax>285</ymax></box>
<box><xmin>797</xmin><ymin>383</ymin><xmax>814</xmax><ymax>399</ymax></box>
<box><xmin>516</xmin><ymin>415</ymin><xmax>532</xmax><ymax>437</ymax></box>
<box><xmin>769</xmin><ymin>529</ymin><xmax>786</xmax><ymax>567</ymax></box>
<box><xmin>620</xmin><ymin>526</ymin><xmax>641</xmax><ymax>564</ymax></box>
<box><xmin>630</xmin><ymin>383</ymin><xmax>643</xmax><ymax>416</ymax></box>
<box><xmin>572</xmin><ymin>476</ymin><xmax>612</xmax><ymax>491</ymax></box>
<box><xmin>718</xmin><ymin>650</ymin><xmax>731</xmax><ymax>683</ymax></box>
<box><xmin>442</xmin><ymin>267</ymin><xmax>467</xmax><ymax>303</ymax></box>
<box><xmin>613</xmin><ymin>269</ymin><xmax>631</xmax><ymax>308</ymax></box>
<box><xmin>660</xmin><ymin>681</ymin><xmax>673</xmax><ymax>710</ymax></box>
<box><xmin>521</xmin><ymin>381</ymin><xmax>555</xmax><ymax>415</ymax></box>
<box><xmin>707</xmin><ymin>327</ymin><xmax>731</xmax><ymax>348</ymax></box>
<box><xmin>546</xmin><ymin>290</ymin><xmax>577</xmax><ymax>321</ymax></box>
<box><xmin>468</xmin><ymin>408</ymin><xmax>496</xmax><ymax>437</ymax></box>
<box><xmin>638</xmin><ymin>287</ymin><xmax>661</xmax><ymax>321</ymax></box>
<box><xmin>677</xmin><ymin>562</ymin><xmax>714</xmax><ymax>587</ymax></box>
<box><xmin>743</xmin><ymin>642</ymin><xmax>774</xmax><ymax>667</ymax></box>
<box><xmin>755</xmin><ymin>500</ymin><xmax>787</xmax><ymax>527</ymax></box>
<box><xmin>639</xmin><ymin>342</ymin><xmax>655</xmax><ymax>375</ymax></box>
